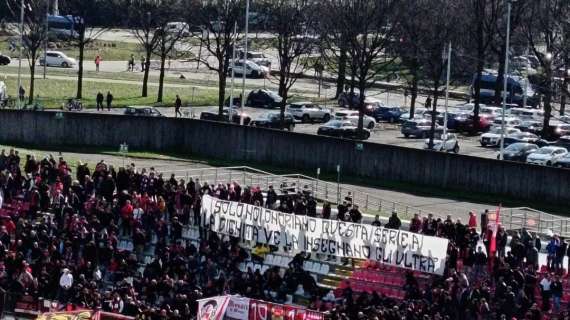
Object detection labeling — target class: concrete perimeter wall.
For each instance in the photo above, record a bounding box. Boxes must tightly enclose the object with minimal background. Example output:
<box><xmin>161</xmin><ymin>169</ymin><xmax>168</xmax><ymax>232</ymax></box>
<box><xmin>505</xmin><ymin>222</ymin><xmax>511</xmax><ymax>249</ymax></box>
<box><xmin>0</xmin><ymin>110</ymin><xmax>568</xmax><ymax>204</ymax></box>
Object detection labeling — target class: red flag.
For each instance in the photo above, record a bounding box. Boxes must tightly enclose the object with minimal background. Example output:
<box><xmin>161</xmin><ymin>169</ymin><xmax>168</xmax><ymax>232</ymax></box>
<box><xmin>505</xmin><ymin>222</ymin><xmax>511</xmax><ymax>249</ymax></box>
<box><xmin>489</xmin><ymin>205</ymin><xmax>501</xmax><ymax>256</ymax></box>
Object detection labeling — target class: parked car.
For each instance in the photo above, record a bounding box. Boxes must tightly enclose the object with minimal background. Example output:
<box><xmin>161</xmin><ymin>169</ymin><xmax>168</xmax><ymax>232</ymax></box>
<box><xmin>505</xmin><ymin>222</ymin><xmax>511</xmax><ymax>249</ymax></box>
<box><xmin>288</xmin><ymin>102</ymin><xmax>332</xmax><ymax>123</ymax></box>
<box><xmin>228</xmin><ymin>60</ymin><xmax>269</xmax><ymax>78</ymax></box>
<box><xmin>246</xmin><ymin>89</ymin><xmax>282</xmax><ymax>108</ymax></box>
<box><xmin>238</xmin><ymin>50</ymin><xmax>271</xmax><ymax>68</ymax></box>
<box><xmin>333</xmin><ymin>110</ymin><xmax>376</xmax><ymax>129</ymax></box>
<box><xmin>552</xmin><ymin>153</ymin><xmax>570</xmax><ymax>169</ymax></box>
<box><xmin>372</xmin><ymin>106</ymin><xmax>406</xmax><ymax>123</ymax></box>
<box><xmin>423</xmin><ymin>132</ymin><xmax>460</xmax><ymax>153</ymax></box>
<box><xmin>493</xmin><ymin>117</ymin><xmax>522</xmax><ymax>128</ymax></box>
<box><xmin>200</xmin><ymin>107</ymin><xmax>251</xmax><ymax>125</ymax></box>
<box><xmin>401</xmin><ymin>119</ymin><xmax>442</xmax><ymax>138</ymax></box>
<box><xmin>400</xmin><ymin>109</ymin><xmax>430</xmax><ymax>121</ymax></box>
<box><xmin>480</xmin><ymin>127</ymin><xmax>521</xmax><ymax>147</ymax></box>
<box><xmin>551</xmin><ymin>123</ymin><xmax>570</xmax><ymax>139</ymax></box>
<box><xmin>503</xmin><ymin>132</ymin><xmax>540</xmax><ymax>146</ymax></box>
<box><xmin>508</xmin><ymin>108</ymin><xmax>544</xmax><ymax>120</ymax></box>
<box><xmin>479</xmin><ymin>106</ymin><xmax>503</xmax><ymax>121</ymax></box>
<box><xmin>516</xmin><ymin>120</ymin><xmax>543</xmax><ymax>135</ymax></box>
<box><xmin>526</xmin><ymin>146</ymin><xmax>568</xmax><ymax>166</ymax></box>
<box><xmin>536</xmin><ymin>136</ymin><xmax>570</xmax><ymax>149</ymax></box>
<box><xmin>0</xmin><ymin>54</ymin><xmax>11</xmax><ymax>66</ymax></box>
<box><xmin>337</xmin><ymin>91</ymin><xmax>360</xmax><ymax>108</ymax></box>
<box><xmin>454</xmin><ymin>114</ymin><xmax>493</xmax><ymax>134</ymax></box>
<box><xmin>498</xmin><ymin>143</ymin><xmax>539</xmax><ymax>162</ymax></box>
<box><xmin>165</xmin><ymin>22</ymin><xmax>191</xmax><ymax>37</ymax></box>
<box><xmin>250</xmin><ymin>112</ymin><xmax>295</xmax><ymax>130</ymax></box>
<box><xmin>39</xmin><ymin>51</ymin><xmax>76</xmax><ymax>68</ymax></box>
<box><xmin>317</xmin><ymin>120</ymin><xmax>371</xmax><ymax>140</ymax></box>
<box><xmin>124</xmin><ymin>106</ymin><xmax>164</xmax><ymax>117</ymax></box>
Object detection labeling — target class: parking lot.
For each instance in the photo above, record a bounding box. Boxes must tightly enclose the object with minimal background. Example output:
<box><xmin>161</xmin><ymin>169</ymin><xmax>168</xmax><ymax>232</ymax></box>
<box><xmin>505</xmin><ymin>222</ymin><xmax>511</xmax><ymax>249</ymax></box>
<box><xmin>82</xmin><ymin>103</ymin><xmax>501</xmax><ymax>159</ymax></box>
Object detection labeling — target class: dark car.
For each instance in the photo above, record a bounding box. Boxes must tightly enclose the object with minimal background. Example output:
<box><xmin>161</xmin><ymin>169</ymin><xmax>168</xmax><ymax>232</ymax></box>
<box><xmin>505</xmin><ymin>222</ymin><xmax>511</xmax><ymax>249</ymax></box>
<box><xmin>537</xmin><ymin>136</ymin><xmax>570</xmax><ymax>149</ymax></box>
<box><xmin>516</xmin><ymin>120</ymin><xmax>543</xmax><ymax>135</ymax></box>
<box><xmin>250</xmin><ymin>112</ymin><xmax>295</xmax><ymax>130</ymax></box>
<box><xmin>338</xmin><ymin>91</ymin><xmax>361</xmax><ymax>109</ymax></box>
<box><xmin>551</xmin><ymin>123</ymin><xmax>570</xmax><ymax>139</ymax></box>
<box><xmin>200</xmin><ymin>107</ymin><xmax>251</xmax><ymax>125</ymax></box>
<box><xmin>503</xmin><ymin>132</ymin><xmax>540</xmax><ymax>146</ymax></box>
<box><xmin>246</xmin><ymin>89</ymin><xmax>282</xmax><ymax>108</ymax></box>
<box><xmin>499</xmin><ymin>143</ymin><xmax>539</xmax><ymax>162</ymax></box>
<box><xmin>372</xmin><ymin>106</ymin><xmax>406</xmax><ymax>123</ymax></box>
<box><xmin>401</xmin><ymin>119</ymin><xmax>443</xmax><ymax>138</ymax></box>
<box><xmin>124</xmin><ymin>106</ymin><xmax>164</xmax><ymax>117</ymax></box>
<box><xmin>0</xmin><ymin>54</ymin><xmax>11</xmax><ymax>66</ymax></box>
<box><xmin>317</xmin><ymin>120</ymin><xmax>371</xmax><ymax>140</ymax></box>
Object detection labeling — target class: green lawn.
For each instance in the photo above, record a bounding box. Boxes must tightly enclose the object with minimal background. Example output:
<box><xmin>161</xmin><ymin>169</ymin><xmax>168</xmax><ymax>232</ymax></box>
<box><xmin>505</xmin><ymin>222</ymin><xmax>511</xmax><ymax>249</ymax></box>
<box><xmin>0</xmin><ymin>37</ymin><xmax>194</xmax><ymax>61</ymax></box>
<box><xmin>2</xmin><ymin>76</ymin><xmax>219</xmax><ymax>108</ymax></box>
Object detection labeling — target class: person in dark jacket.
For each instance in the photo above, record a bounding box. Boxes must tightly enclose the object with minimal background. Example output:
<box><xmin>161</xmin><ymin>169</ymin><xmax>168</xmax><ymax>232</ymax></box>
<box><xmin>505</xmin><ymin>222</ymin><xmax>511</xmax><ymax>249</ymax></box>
<box><xmin>265</xmin><ymin>186</ymin><xmax>277</xmax><ymax>209</ymax></box>
<box><xmin>175</xmin><ymin>95</ymin><xmax>182</xmax><ymax>117</ymax></box>
<box><xmin>386</xmin><ymin>211</ymin><xmax>401</xmax><ymax>229</ymax></box>
<box><xmin>96</xmin><ymin>92</ymin><xmax>104</xmax><ymax>111</ymax></box>
<box><xmin>106</xmin><ymin>91</ymin><xmax>113</xmax><ymax>111</ymax></box>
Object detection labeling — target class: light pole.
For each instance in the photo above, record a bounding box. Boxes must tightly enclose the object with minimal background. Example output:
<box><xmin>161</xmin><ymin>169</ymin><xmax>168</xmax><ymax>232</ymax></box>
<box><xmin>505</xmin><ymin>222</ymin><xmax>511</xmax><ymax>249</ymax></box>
<box><xmin>443</xmin><ymin>42</ymin><xmax>452</xmax><ymax>139</ymax></box>
<box><xmin>229</xmin><ymin>22</ymin><xmax>237</xmax><ymax>121</ymax></box>
<box><xmin>499</xmin><ymin>0</ymin><xmax>514</xmax><ymax>160</ymax></box>
<box><xmin>239</xmin><ymin>0</ymin><xmax>250</xmax><ymax>126</ymax></box>
<box><xmin>43</xmin><ymin>0</ymin><xmax>49</xmax><ymax>79</ymax></box>
<box><xmin>17</xmin><ymin>0</ymin><xmax>25</xmax><ymax>109</ymax></box>
<box><xmin>336</xmin><ymin>165</ymin><xmax>340</xmax><ymax>204</ymax></box>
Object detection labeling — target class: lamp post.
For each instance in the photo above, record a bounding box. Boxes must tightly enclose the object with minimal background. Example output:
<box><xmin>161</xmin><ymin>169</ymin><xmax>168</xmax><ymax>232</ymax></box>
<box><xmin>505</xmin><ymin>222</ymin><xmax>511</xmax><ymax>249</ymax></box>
<box><xmin>443</xmin><ymin>42</ymin><xmax>452</xmax><ymax>139</ymax></box>
<box><xmin>499</xmin><ymin>0</ymin><xmax>514</xmax><ymax>160</ymax></box>
<box><xmin>17</xmin><ymin>0</ymin><xmax>25</xmax><ymax>109</ymax></box>
<box><xmin>239</xmin><ymin>0</ymin><xmax>250</xmax><ymax>126</ymax></box>
<box><xmin>43</xmin><ymin>0</ymin><xmax>49</xmax><ymax>79</ymax></box>
<box><xmin>229</xmin><ymin>22</ymin><xmax>237</xmax><ymax>121</ymax></box>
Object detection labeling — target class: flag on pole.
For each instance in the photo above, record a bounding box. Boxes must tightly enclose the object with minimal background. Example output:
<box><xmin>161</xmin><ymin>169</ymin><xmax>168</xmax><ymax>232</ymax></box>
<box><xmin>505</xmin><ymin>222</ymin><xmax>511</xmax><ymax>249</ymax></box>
<box><xmin>489</xmin><ymin>204</ymin><xmax>501</xmax><ymax>257</ymax></box>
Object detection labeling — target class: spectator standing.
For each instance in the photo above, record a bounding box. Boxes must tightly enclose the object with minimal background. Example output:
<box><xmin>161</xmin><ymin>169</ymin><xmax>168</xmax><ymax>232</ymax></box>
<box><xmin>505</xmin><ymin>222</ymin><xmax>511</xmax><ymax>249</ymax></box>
<box><xmin>321</xmin><ymin>201</ymin><xmax>331</xmax><ymax>219</ymax></box>
<box><xmin>551</xmin><ymin>275</ymin><xmax>563</xmax><ymax>313</ymax></box>
<box><xmin>94</xmin><ymin>54</ymin><xmax>101</xmax><ymax>72</ymax></box>
<box><xmin>371</xmin><ymin>215</ymin><xmax>382</xmax><ymax>227</ymax></box>
<box><xmin>409</xmin><ymin>213</ymin><xmax>422</xmax><ymax>233</ymax></box>
<box><xmin>425</xmin><ymin>96</ymin><xmax>432</xmax><ymax>109</ymax></box>
<box><xmin>18</xmin><ymin>85</ymin><xmax>25</xmax><ymax>104</ymax></box>
<box><xmin>175</xmin><ymin>95</ymin><xmax>182</xmax><ymax>117</ymax></box>
<box><xmin>539</xmin><ymin>273</ymin><xmax>552</xmax><ymax>312</ymax></box>
<box><xmin>96</xmin><ymin>92</ymin><xmax>104</xmax><ymax>111</ymax></box>
<box><xmin>58</xmin><ymin>268</ymin><xmax>73</xmax><ymax>303</ymax></box>
<box><xmin>128</xmin><ymin>54</ymin><xmax>135</xmax><ymax>71</ymax></box>
<box><xmin>547</xmin><ymin>236</ymin><xmax>560</xmax><ymax>270</ymax></box>
<box><xmin>468</xmin><ymin>211</ymin><xmax>477</xmax><ymax>229</ymax></box>
<box><xmin>106</xmin><ymin>91</ymin><xmax>113</xmax><ymax>111</ymax></box>
<box><xmin>386</xmin><ymin>211</ymin><xmax>401</xmax><ymax>229</ymax></box>
<box><xmin>480</xmin><ymin>209</ymin><xmax>488</xmax><ymax>237</ymax></box>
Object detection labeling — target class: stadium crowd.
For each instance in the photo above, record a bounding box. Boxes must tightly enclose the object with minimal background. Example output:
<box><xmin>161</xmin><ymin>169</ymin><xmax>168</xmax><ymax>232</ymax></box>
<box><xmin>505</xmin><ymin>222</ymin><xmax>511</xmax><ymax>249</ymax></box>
<box><xmin>0</xmin><ymin>149</ymin><xmax>566</xmax><ymax>319</ymax></box>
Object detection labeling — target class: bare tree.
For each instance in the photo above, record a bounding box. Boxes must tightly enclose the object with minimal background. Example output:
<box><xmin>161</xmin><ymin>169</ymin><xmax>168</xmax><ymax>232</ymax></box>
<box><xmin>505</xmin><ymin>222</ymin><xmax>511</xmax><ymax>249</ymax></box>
<box><xmin>188</xmin><ymin>0</ymin><xmax>244</xmax><ymax>116</ymax></box>
<box><xmin>7</xmin><ymin>0</ymin><xmax>46</xmax><ymax>105</ymax></box>
<box><xmin>264</xmin><ymin>0</ymin><xmax>314</xmax><ymax>127</ymax></box>
<box><xmin>323</xmin><ymin>0</ymin><xmax>399</xmax><ymax>132</ymax></box>
<box><xmin>154</xmin><ymin>17</ymin><xmax>187</xmax><ymax>103</ymax></box>
<box><xmin>521</xmin><ymin>0</ymin><xmax>570</xmax><ymax>137</ymax></box>
<box><xmin>60</xmin><ymin>0</ymin><xmax>112</xmax><ymax>100</ymax></box>
<box><xmin>129</xmin><ymin>0</ymin><xmax>166</xmax><ymax>98</ymax></box>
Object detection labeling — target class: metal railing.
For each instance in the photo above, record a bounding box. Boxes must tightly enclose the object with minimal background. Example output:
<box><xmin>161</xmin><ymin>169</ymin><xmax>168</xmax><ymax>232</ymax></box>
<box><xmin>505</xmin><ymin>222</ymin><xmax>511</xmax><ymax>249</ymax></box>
<box><xmin>159</xmin><ymin>166</ymin><xmax>570</xmax><ymax>238</ymax></box>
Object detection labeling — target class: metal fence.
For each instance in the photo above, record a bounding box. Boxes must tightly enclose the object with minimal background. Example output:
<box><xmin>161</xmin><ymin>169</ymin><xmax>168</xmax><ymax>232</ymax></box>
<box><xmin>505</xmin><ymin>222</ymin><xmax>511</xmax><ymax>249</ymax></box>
<box><xmin>162</xmin><ymin>166</ymin><xmax>570</xmax><ymax>238</ymax></box>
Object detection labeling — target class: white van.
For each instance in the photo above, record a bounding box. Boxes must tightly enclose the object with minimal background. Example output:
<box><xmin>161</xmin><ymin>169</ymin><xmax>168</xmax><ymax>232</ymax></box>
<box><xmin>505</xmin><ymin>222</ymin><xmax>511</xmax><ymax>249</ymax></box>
<box><xmin>165</xmin><ymin>22</ymin><xmax>191</xmax><ymax>37</ymax></box>
<box><xmin>508</xmin><ymin>108</ymin><xmax>544</xmax><ymax>120</ymax></box>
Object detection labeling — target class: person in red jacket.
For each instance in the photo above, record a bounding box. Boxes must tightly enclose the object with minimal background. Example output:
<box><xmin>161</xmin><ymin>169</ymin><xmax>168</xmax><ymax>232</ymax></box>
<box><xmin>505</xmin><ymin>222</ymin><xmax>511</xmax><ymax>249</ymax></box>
<box><xmin>468</xmin><ymin>211</ymin><xmax>477</xmax><ymax>229</ymax></box>
<box><xmin>121</xmin><ymin>200</ymin><xmax>134</xmax><ymax>236</ymax></box>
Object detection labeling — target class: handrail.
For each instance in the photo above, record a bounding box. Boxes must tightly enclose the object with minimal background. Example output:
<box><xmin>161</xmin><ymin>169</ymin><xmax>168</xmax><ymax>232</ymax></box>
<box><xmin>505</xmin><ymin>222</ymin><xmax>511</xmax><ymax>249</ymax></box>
<box><xmin>155</xmin><ymin>165</ymin><xmax>570</xmax><ymax>238</ymax></box>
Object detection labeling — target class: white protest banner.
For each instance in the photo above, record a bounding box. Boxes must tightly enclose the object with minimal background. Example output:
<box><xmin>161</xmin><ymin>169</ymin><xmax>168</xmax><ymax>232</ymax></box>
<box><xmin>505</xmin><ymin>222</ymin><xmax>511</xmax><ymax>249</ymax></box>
<box><xmin>225</xmin><ymin>296</ymin><xmax>251</xmax><ymax>319</ymax></box>
<box><xmin>202</xmin><ymin>195</ymin><xmax>449</xmax><ymax>275</ymax></box>
<box><xmin>197</xmin><ymin>296</ymin><xmax>230</xmax><ymax>320</ymax></box>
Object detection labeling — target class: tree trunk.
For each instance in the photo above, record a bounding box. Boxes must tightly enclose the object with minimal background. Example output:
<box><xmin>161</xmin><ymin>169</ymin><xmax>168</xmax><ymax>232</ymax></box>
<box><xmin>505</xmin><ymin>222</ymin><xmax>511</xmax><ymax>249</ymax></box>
<box><xmin>157</xmin><ymin>53</ymin><xmax>166</xmax><ymax>103</ymax></box>
<box><xmin>561</xmin><ymin>75</ymin><xmax>568</xmax><ymax>116</ymax></box>
<box><xmin>357</xmin><ymin>81</ymin><xmax>366</xmax><ymax>131</ymax></box>
<box><xmin>542</xmin><ymin>73</ymin><xmax>552</xmax><ymax>138</ymax></box>
<box><xmin>28</xmin><ymin>60</ymin><xmax>36</xmax><ymax>105</ymax></box>
<box><xmin>217</xmin><ymin>70</ymin><xmax>227</xmax><ymax>115</ymax></box>
<box><xmin>336</xmin><ymin>41</ymin><xmax>347</xmax><ymax>98</ymax></box>
<box><xmin>76</xmin><ymin>39</ymin><xmax>85</xmax><ymax>100</ymax></box>
<box><xmin>409</xmin><ymin>66</ymin><xmax>418</xmax><ymax>119</ymax></box>
<box><xmin>473</xmin><ymin>1</ymin><xmax>485</xmax><ymax>129</ymax></box>
<box><xmin>142</xmin><ymin>49</ymin><xmax>152</xmax><ymax>97</ymax></box>
<box><xmin>428</xmin><ymin>83</ymin><xmax>440</xmax><ymax>149</ymax></box>
<box><xmin>278</xmin><ymin>69</ymin><xmax>287</xmax><ymax>129</ymax></box>
<box><xmin>494</xmin><ymin>44</ymin><xmax>506</xmax><ymax>105</ymax></box>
